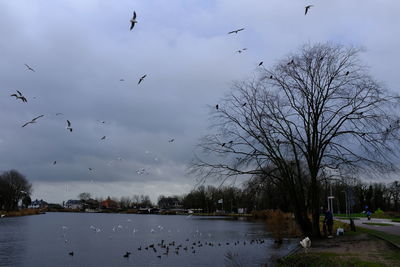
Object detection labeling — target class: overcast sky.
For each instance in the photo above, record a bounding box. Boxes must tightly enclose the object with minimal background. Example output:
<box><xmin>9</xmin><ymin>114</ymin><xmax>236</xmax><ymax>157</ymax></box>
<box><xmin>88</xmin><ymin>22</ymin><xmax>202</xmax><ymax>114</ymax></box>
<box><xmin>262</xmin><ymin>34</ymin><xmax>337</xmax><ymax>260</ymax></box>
<box><xmin>1</xmin><ymin>0</ymin><xmax>399</xmax><ymax>203</ymax></box>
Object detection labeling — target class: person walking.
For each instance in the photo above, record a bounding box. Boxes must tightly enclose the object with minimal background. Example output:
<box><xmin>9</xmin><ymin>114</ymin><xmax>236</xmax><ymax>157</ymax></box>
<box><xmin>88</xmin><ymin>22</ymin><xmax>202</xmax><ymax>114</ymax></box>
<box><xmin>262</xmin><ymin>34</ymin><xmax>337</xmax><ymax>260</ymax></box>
<box><xmin>324</xmin><ymin>208</ymin><xmax>334</xmax><ymax>238</ymax></box>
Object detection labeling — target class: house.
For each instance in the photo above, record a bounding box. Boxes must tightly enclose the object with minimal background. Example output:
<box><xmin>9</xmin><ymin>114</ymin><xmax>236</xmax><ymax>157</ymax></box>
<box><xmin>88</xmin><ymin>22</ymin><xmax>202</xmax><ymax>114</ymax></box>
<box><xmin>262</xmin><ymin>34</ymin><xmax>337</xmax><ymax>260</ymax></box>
<box><xmin>28</xmin><ymin>199</ymin><xmax>48</xmax><ymax>209</ymax></box>
<box><xmin>100</xmin><ymin>197</ymin><xmax>119</xmax><ymax>210</ymax></box>
<box><xmin>65</xmin><ymin>199</ymin><xmax>83</xmax><ymax>210</ymax></box>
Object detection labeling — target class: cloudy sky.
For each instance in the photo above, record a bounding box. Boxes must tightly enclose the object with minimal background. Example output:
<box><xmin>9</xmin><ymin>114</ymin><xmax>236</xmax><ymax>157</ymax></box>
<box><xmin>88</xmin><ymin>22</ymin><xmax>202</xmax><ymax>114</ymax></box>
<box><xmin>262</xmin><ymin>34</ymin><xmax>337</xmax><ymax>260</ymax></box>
<box><xmin>1</xmin><ymin>0</ymin><xmax>399</xmax><ymax>203</ymax></box>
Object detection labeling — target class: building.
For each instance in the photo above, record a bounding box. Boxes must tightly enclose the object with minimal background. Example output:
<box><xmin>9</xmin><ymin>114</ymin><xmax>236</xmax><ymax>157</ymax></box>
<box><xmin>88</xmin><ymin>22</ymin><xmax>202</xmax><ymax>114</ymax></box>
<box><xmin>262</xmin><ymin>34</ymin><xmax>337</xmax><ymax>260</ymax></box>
<box><xmin>65</xmin><ymin>199</ymin><xmax>83</xmax><ymax>210</ymax></box>
<box><xmin>28</xmin><ymin>199</ymin><xmax>48</xmax><ymax>209</ymax></box>
<box><xmin>100</xmin><ymin>197</ymin><xmax>119</xmax><ymax>210</ymax></box>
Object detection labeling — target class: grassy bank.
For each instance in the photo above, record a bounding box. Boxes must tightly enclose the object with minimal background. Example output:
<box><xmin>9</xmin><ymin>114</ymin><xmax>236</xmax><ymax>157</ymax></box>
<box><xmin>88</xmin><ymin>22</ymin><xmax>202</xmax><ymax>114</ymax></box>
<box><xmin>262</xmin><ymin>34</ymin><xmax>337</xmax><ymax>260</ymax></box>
<box><xmin>0</xmin><ymin>209</ymin><xmax>45</xmax><ymax>217</ymax></box>
<box><xmin>277</xmin><ymin>250</ymin><xmax>400</xmax><ymax>267</ymax></box>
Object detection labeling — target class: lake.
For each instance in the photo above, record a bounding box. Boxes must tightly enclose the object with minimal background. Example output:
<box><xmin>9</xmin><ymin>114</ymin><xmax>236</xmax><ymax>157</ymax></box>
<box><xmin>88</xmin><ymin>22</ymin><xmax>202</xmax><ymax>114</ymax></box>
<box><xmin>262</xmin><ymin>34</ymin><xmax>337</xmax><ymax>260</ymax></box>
<box><xmin>0</xmin><ymin>212</ymin><xmax>297</xmax><ymax>267</ymax></box>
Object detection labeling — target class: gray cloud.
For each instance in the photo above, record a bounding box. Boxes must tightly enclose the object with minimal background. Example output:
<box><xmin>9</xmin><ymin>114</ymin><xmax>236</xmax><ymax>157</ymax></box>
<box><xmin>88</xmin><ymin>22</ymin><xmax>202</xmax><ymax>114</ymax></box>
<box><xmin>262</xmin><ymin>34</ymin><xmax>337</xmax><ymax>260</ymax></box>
<box><xmin>1</xmin><ymin>0</ymin><xmax>399</xmax><ymax>203</ymax></box>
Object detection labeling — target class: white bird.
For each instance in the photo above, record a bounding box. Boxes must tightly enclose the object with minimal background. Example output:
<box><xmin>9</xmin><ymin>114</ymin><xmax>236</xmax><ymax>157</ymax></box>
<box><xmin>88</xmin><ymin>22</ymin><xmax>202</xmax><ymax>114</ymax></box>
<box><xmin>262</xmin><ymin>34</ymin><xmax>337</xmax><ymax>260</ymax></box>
<box><xmin>130</xmin><ymin>11</ymin><xmax>137</xmax><ymax>30</ymax></box>
<box><xmin>300</xmin><ymin>237</ymin><xmax>311</xmax><ymax>252</ymax></box>
<box><xmin>66</xmin><ymin>120</ymin><xmax>73</xmax><ymax>132</ymax></box>
<box><xmin>22</xmin><ymin>115</ymin><xmax>44</xmax><ymax>128</ymax></box>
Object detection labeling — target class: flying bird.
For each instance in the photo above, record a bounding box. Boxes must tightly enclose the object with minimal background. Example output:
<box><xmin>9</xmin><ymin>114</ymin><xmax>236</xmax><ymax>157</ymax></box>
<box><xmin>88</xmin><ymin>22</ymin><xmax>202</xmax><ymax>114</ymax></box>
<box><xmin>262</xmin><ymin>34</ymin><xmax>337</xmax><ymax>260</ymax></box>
<box><xmin>168</xmin><ymin>139</ymin><xmax>175</xmax><ymax>143</ymax></box>
<box><xmin>305</xmin><ymin>5</ymin><xmax>313</xmax><ymax>15</ymax></box>
<box><xmin>88</xmin><ymin>168</ymin><xmax>93</xmax><ymax>171</ymax></box>
<box><xmin>242</xmin><ymin>103</ymin><xmax>247</xmax><ymax>107</ymax></box>
<box><xmin>101</xmin><ymin>136</ymin><xmax>106</xmax><ymax>140</ymax></box>
<box><xmin>21</xmin><ymin>115</ymin><xmax>44</xmax><ymax>127</ymax></box>
<box><xmin>138</xmin><ymin>74</ymin><xmax>147</xmax><ymax>84</ymax></box>
<box><xmin>55</xmin><ymin>113</ymin><xmax>63</xmax><ymax>116</ymax></box>
<box><xmin>228</xmin><ymin>28</ymin><xmax>244</xmax><ymax>34</ymax></box>
<box><xmin>24</xmin><ymin>64</ymin><xmax>35</xmax><ymax>72</ymax></box>
<box><xmin>130</xmin><ymin>11</ymin><xmax>137</xmax><ymax>30</ymax></box>
<box><xmin>237</xmin><ymin>48</ymin><xmax>247</xmax><ymax>53</ymax></box>
<box><xmin>120</xmin><ymin>79</ymin><xmax>125</xmax><ymax>81</ymax></box>
<box><xmin>215</xmin><ymin>104</ymin><xmax>219</xmax><ymax>110</ymax></box>
<box><xmin>53</xmin><ymin>161</ymin><xmax>57</xmax><ymax>165</ymax></box>
<box><xmin>66</xmin><ymin>120</ymin><xmax>73</xmax><ymax>132</ymax></box>
<box><xmin>10</xmin><ymin>90</ymin><xmax>27</xmax><ymax>102</ymax></box>
<box><xmin>287</xmin><ymin>59</ymin><xmax>294</xmax><ymax>65</ymax></box>
<box><xmin>345</xmin><ymin>71</ymin><xmax>350</xmax><ymax>76</ymax></box>
<box><xmin>258</xmin><ymin>61</ymin><xmax>263</xmax><ymax>66</ymax></box>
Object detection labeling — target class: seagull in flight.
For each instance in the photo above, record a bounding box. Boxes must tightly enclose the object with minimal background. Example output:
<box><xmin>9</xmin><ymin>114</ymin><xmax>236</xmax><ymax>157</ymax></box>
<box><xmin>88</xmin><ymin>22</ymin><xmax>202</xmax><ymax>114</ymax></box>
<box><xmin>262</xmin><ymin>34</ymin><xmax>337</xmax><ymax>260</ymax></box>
<box><xmin>53</xmin><ymin>161</ymin><xmax>57</xmax><ymax>165</ymax></box>
<box><xmin>237</xmin><ymin>48</ymin><xmax>247</xmax><ymax>53</ymax></box>
<box><xmin>130</xmin><ymin>11</ymin><xmax>137</xmax><ymax>30</ymax></box>
<box><xmin>258</xmin><ymin>61</ymin><xmax>263</xmax><ymax>66</ymax></box>
<box><xmin>24</xmin><ymin>64</ymin><xmax>35</xmax><ymax>72</ymax></box>
<box><xmin>228</xmin><ymin>28</ymin><xmax>244</xmax><ymax>34</ymax></box>
<box><xmin>10</xmin><ymin>90</ymin><xmax>27</xmax><ymax>102</ymax></box>
<box><xmin>345</xmin><ymin>71</ymin><xmax>350</xmax><ymax>76</ymax></box>
<box><xmin>55</xmin><ymin>113</ymin><xmax>63</xmax><ymax>116</ymax></box>
<box><xmin>305</xmin><ymin>5</ymin><xmax>313</xmax><ymax>15</ymax></box>
<box><xmin>168</xmin><ymin>139</ymin><xmax>175</xmax><ymax>143</ymax></box>
<box><xmin>138</xmin><ymin>74</ymin><xmax>147</xmax><ymax>84</ymax></box>
<box><xmin>120</xmin><ymin>79</ymin><xmax>125</xmax><ymax>82</ymax></box>
<box><xmin>215</xmin><ymin>104</ymin><xmax>219</xmax><ymax>110</ymax></box>
<box><xmin>22</xmin><ymin>115</ymin><xmax>44</xmax><ymax>127</ymax></box>
<box><xmin>88</xmin><ymin>168</ymin><xmax>93</xmax><ymax>171</ymax></box>
<box><xmin>66</xmin><ymin>120</ymin><xmax>73</xmax><ymax>132</ymax></box>
<box><xmin>101</xmin><ymin>136</ymin><xmax>106</xmax><ymax>140</ymax></box>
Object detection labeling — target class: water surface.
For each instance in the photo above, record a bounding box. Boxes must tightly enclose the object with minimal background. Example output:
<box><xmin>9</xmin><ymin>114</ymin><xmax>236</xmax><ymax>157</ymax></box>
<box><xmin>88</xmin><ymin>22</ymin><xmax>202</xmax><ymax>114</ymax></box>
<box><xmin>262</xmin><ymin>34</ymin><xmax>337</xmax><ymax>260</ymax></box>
<box><xmin>0</xmin><ymin>213</ymin><xmax>297</xmax><ymax>267</ymax></box>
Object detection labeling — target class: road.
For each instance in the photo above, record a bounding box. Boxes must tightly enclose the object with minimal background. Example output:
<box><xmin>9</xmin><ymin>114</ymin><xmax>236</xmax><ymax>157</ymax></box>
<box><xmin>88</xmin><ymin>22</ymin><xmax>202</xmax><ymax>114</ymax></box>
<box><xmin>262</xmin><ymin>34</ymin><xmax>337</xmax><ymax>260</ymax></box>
<box><xmin>336</xmin><ymin>217</ymin><xmax>400</xmax><ymax>236</ymax></box>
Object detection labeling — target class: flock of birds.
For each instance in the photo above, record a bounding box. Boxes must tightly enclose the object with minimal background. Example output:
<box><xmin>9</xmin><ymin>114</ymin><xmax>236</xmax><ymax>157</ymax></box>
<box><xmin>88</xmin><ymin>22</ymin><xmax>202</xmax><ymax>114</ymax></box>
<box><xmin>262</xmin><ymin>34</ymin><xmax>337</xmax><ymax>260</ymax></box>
<box><xmin>8</xmin><ymin>4</ymin><xmax>317</xmax><ymax>179</ymax></box>
<box><xmin>60</xmin><ymin>220</ymin><xmax>268</xmax><ymax>261</ymax></box>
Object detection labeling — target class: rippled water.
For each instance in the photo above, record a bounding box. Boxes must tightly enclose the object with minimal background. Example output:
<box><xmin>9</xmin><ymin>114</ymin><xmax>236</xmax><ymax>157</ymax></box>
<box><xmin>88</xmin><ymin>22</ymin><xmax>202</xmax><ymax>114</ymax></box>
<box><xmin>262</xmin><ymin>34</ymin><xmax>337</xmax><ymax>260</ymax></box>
<box><xmin>0</xmin><ymin>212</ymin><xmax>297</xmax><ymax>267</ymax></box>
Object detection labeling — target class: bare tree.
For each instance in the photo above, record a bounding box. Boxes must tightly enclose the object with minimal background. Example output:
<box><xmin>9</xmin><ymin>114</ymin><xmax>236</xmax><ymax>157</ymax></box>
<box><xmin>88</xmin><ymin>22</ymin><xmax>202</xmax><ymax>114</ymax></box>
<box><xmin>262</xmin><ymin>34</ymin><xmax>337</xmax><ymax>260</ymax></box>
<box><xmin>78</xmin><ymin>192</ymin><xmax>91</xmax><ymax>201</ymax></box>
<box><xmin>192</xmin><ymin>43</ymin><xmax>400</xmax><ymax>237</ymax></box>
<box><xmin>0</xmin><ymin>170</ymin><xmax>32</xmax><ymax>211</ymax></box>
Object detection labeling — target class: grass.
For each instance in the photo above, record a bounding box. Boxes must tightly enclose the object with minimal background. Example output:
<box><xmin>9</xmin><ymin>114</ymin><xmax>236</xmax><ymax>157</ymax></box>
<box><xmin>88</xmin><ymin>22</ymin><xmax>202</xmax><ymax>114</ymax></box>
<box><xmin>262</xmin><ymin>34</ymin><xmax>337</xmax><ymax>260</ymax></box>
<box><xmin>356</xmin><ymin>227</ymin><xmax>400</xmax><ymax>247</ymax></box>
<box><xmin>337</xmin><ymin>216</ymin><xmax>360</xmax><ymax>220</ymax></box>
<box><xmin>276</xmin><ymin>252</ymin><xmax>388</xmax><ymax>267</ymax></box>
<box><xmin>362</xmin><ymin>222</ymin><xmax>394</xmax><ymax>226</ymax></box>
<box><xmin>391</xmin><ymin>218</ymin><xmax>400</xmax><ymax>223</ymax></box>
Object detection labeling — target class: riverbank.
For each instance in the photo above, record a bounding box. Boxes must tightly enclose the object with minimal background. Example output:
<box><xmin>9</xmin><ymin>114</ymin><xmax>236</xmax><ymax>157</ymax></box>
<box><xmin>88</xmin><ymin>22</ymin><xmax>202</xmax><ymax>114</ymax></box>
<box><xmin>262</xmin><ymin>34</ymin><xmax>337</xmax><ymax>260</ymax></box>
<box><xmin>0</xmin><ymin>209</ymin><xmax>45</xmax><ymax>217</ymax></box>
<box><xmin>277</xmin><ymin>221</ymin><xmax>400</xmax><ymax>267</ymax></box>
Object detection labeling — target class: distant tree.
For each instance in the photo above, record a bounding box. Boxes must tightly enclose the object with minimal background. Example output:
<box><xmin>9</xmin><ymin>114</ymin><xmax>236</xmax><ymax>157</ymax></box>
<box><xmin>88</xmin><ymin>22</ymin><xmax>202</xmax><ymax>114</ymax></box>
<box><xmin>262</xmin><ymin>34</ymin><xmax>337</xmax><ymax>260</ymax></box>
<box><xmin>22</xmin><ymin>195</ymin><xmax>32</xmax><ymax>208</ymax></box>
<box><xmin>78</xmin><ymin>192</ymin><xmax>91</xmax><ymax>201</ymax></box>
<box><xmin>0</xmin><ymin>170</ymin><xmax>32</xmax><ymax>211</ymax></box>
<box><xmin>192</xmin><ymin>43</ymin><xmax>400</xmax><ymax>237</ymax></box>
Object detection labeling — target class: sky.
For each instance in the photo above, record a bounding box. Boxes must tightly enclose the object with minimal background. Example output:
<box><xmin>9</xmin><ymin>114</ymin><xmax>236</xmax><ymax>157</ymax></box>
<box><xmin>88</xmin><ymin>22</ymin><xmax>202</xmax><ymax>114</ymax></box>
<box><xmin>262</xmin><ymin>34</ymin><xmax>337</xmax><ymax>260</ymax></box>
<box><xmin>1</xmin><ymin>0</ymin><xmax>400</xmax><ymax>204</ymax></box>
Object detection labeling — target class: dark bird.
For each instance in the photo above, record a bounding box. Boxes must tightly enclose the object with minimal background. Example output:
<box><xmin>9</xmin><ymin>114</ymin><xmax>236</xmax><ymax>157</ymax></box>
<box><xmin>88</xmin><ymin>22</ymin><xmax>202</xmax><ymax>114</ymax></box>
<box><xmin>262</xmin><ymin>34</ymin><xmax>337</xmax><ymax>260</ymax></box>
<box><xmin>123</xmin><ymin>252</ymin><xmax>131</xmax><ymax>258</ymax></box>
<box><xmin>24</xmin><ymin>64</ymin><xmax>35</xmax><ymax>72</ymax></box>
<box><xmin>66</xmin><ymin>120</ymin><xmax>73</xmax><ymax>132</ymax></box>
<box><xmin>237</xmin><ymin>48</ymin><xmax>247</xmax><ymax>53</ymax></box>
<box><xmin>345</xmin><ymin>71</ymin><xmax>350</xmax><ymax>76</ymax></box>
<box><xmin>242</xmin><ymin>103</ymin><xmax>247</xmax><ymax>107</ymax></box>
<box><xmin>269</xmin><ymin>75</ymin><xmax>273</xmax><ymax>79</ymax></box>
<box><xmin>228</xmin><ymin>28</ymin><xmax>244</xmax><ymax>34</ymax></box>
<box><xmin>55</xmin><ymin>113</ymin><xmax>63</xmax><ymax>116</ymax></box>
<box><xmin>228</xmin><ymin>140</ymin><xmax>233</xmax><ymax>144</ymax></box>
<box><xmin>22</xmin><ymin>115</ymin><xmax>44</xmax><ymax>128</ymax></box>
<box><xmin>53</xmin><ymin>161</ymin><xmax>57</xmax><ymax>165</ymax></box>
<box><xmin>287</xmin><ymin>59</ymin><xmax>294</xmax><ymax>65</ymax></box>
<box><xmin>221</xmin><ymin>143</ymin><xmax>226</xmax><ymax>147</ymax></box>
<box><xmin>258</xmin><ymin>61</ymin><xmax>263</xmax><ymax>66</ymax></box>
<box><xmin>68</xmin><ymin>252</ymin><xmax>74</xmax><ymax>256</ymax></box>
<box><xmin>138</xmin><ymin>74</ymin><xmax>147</xmax><ymax>84</ymax></box>
<box><xmin>215</xmin><ymin>104</ymin><xmax>219</xmax><ymax>110</ymax></box>
<box><xmin>130</xmin><ymin>11</ymin><xmax>137</xmax><ymax>30</ymax></box>
<box><xmin>120</xmin><ymin>79</ymin><xmax>125</xmax><ymax>81</ymax></box>
<box><xmin>168</xmin><ymin>139</ymin><xmax>175</xmax><ymax>143</ymax></box>
<box><xmin>305</xmin><ymin>5</ymin><xmax>313</xmax><ymax>15</ymax></box>
<box><xmin>10</xmin><ymin>90</ymin><xmax>27</xmax><ymax>102</ymax></box>
<box><xmin>101</xmin><ymin>136</ymin><xmax>106</xmax><ymax>140</ymax></box>
<box><xmin>88</xmin><ymin>168</ymin><xmax>93</xmax><ymax>171</ymax></box>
